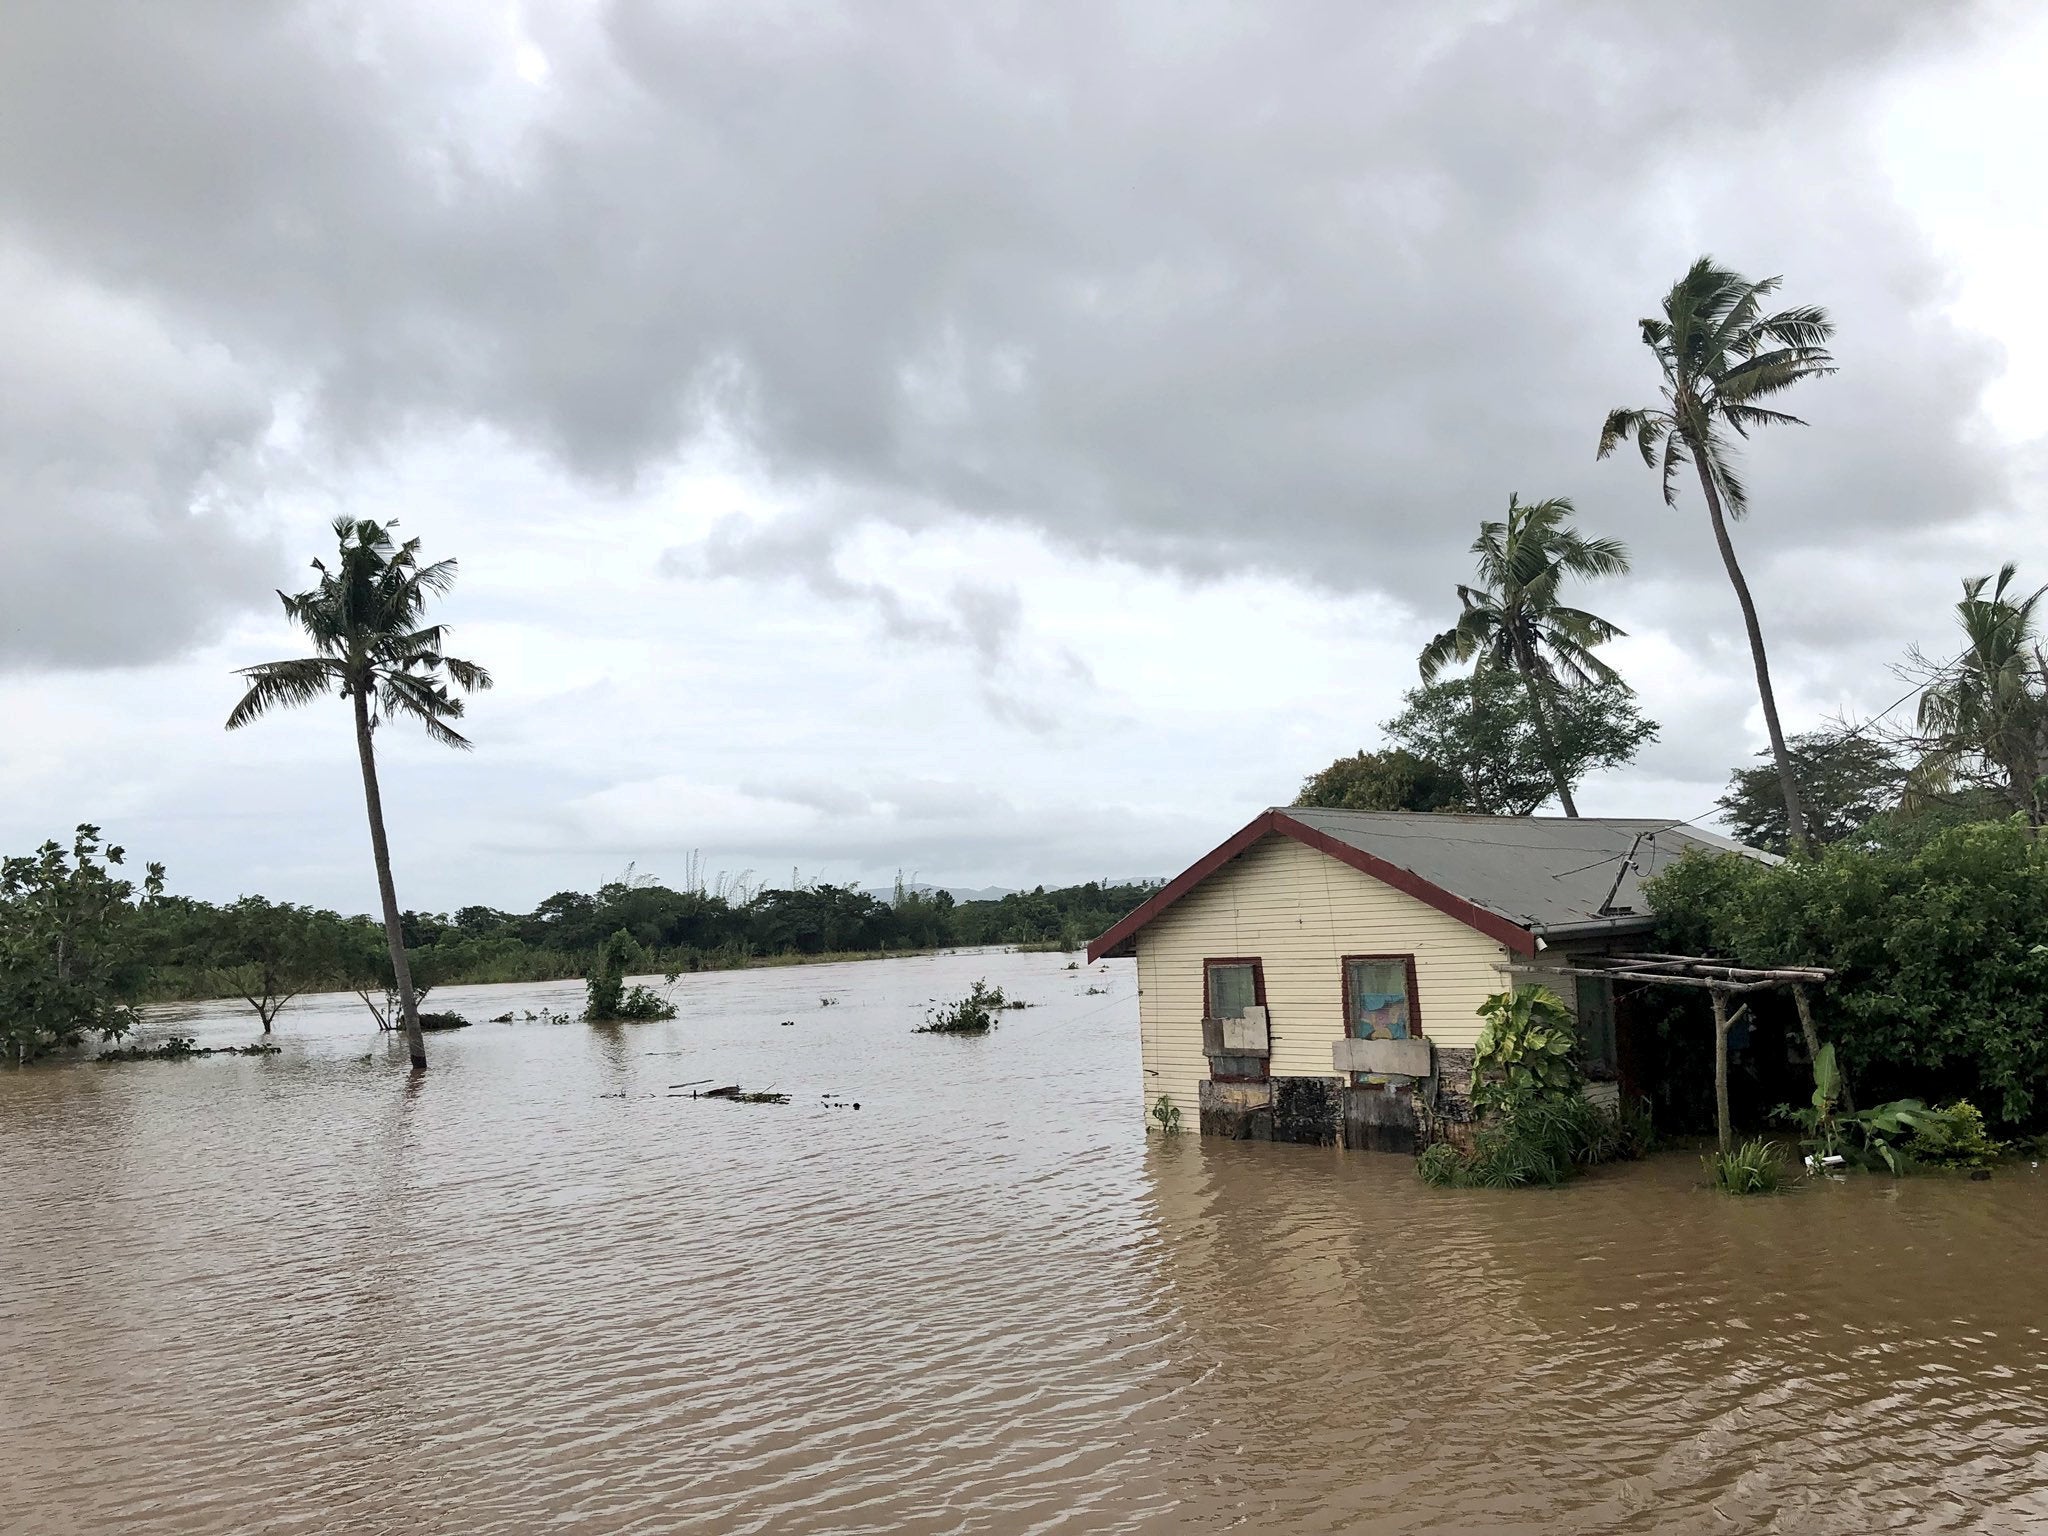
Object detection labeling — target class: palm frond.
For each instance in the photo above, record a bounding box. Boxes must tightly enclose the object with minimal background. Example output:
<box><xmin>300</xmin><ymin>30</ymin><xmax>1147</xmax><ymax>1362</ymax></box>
<box><xmin>1657</xmin><ymin>429</ymin><xmax>1688</xmax><ymax>508</ymax></box>
<box><xmin>1542</xmin><ymin>635</ymin><xmax>1624</xmax><ymax>687</ymax></box>
<box><xmin>1751</xmin><ymin>303</ymin><xmax>1833</xmax><ymax>351</ymax></box>
<box><xmin>1716</xmin><ymin>350</ymin><xmax>1834</xmax><ymax>404</ymax></box>
<box><xmin>1598</xmin><ymin>407</ymin><xmax>1654</xmax><ymax>463</ymax></box>
<box><xmin>440</xmin><ymin>655</ymin><xmax>494</xmax><ymax>692</ymax></box>
<box><xmin>225</xmin><ymin>658</ymin><xmax>338</xmax><ymax>730</ymax></box>
<box><xmin>1719</xmin><ymin>403</ymin><xmax>1809</xmax><ymax>437</ymax></box>
<box><xmin>380</xmin><ymin>673</ymin><xmax>475</xmax><ymax>750</ymax></box>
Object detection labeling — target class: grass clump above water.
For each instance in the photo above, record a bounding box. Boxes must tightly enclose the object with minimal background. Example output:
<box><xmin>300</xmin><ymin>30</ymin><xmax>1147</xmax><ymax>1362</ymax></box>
<box><xmin>1706</xmin><ymin>1138</ymin><xmax>1786</xmax><ymax>1195</ymax></box>
<box><xmin>919</xmin><ymin>978</ymin><xmax>1015</xmax><ymax>1034</ymax></box>
<box><xmin>1418</xmin><ymin>1095</ymin><xmax>1651</xmax><ymax>1190</ymax></box>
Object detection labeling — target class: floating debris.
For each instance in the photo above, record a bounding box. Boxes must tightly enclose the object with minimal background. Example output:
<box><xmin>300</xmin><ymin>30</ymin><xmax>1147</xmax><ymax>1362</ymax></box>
<box><xmin>97</xmin><ymin>1036</ymin><xmax>280</xmax><ymax>1063</ymax></box>
<box><xmin>489</xmin><ymin>1011</ymin><xmax>515</xmax><ymax>1023</ymax></box>
<box><xmin>418</xmin><ymin>1012</ymin><xmax>472</xmax><ymax>1032</ymax></box>
<box><xmin>692</xmin><ymin>1084</ymin><xmax>790</xmax><ymax>1105</ymax></box>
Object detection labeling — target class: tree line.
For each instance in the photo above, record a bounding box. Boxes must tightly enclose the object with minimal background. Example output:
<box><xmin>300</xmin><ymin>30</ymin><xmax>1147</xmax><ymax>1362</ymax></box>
<box><xmin>0</xmin><ymin>851</ymin><xmax>1154</xmax><ymax>1063</ymax></box>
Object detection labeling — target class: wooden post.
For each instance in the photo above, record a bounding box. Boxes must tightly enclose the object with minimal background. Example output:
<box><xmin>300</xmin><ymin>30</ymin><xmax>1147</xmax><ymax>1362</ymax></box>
<box><xmin>1790</xmin><ymin>984</ymin><xmax>1850</xmax><ymax>1112</ymax></box>
<box><xmin>1710</xmin><ymin>989</ymin><xmax>1733</xmax><ymax>1155</ymax></box>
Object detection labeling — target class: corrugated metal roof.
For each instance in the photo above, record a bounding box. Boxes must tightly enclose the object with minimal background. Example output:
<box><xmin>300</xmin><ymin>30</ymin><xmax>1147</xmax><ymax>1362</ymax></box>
<box><xmin>1277</xmin><ymin>807</ymin><xmax>1772</xmax><ymax>936</ymax></box>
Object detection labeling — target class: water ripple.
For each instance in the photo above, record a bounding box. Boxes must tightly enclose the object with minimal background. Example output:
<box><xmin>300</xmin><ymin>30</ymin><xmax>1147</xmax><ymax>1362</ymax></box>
<box><xmin>5</xmin><ymin>950</ymin><xmax>2048</xmax><ymax>1532</ymax></box>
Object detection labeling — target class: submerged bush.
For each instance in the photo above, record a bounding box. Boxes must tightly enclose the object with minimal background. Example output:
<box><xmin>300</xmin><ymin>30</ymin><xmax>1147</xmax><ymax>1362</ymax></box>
<box><xmin>1418</xmin><ymin>1094</ymin><xmax>1643</xmax><ymax>1189</ymax></box>
<box><xmin>919</xmin><ymin>979</ymin><xmax>1006</xmax><ymax>1034</ymax></box>
<box><xmin>1706</xmin><ymin>1139</ymin><xmax>1784</xmax><ymax>1195</ymax></box>
<box><xmin>1907</xmin><ymin>1101</ymin><xmax>2003</xmax><ymax>1170</ymax></box>
<box><xmin>1422</xmin><ymin>987</ymin><xmax>1644</xmax><ymax>1190</ymax></box>
<box><xmin>584</xmin><ymin>929</ymin><xmax>679</xmax><ymax>1022</ymax></box>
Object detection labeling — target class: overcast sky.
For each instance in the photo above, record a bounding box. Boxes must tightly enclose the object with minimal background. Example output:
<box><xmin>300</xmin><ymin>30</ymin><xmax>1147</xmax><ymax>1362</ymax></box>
<box><xmin>2</xmin><ymin>0</ymin><xmax>2044</xmax><ymax>914</ymax></box>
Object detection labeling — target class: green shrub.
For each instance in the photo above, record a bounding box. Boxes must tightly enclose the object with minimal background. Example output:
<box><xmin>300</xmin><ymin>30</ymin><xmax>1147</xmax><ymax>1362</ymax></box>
<box><xmin>1417</xmin><ymin>1096</ymin><xmax>1630</xmax><ymax>1189</ymax></box>
<box><xmin>1706</xmin><ymin>1139</ymin><xmax>1784</xmax><ymax>1195</ymax></box>
<box><xmin>1472</xmin><ymin>985</ymin><xmax>1583</xmax><ymax>1117</ymax></box>
<box><xmin>1416</xmin><ymin>1143</ymin><xmax>1464</xmax><ymax>1186</ymax></box>
<box><xmin>583</xmin><ymin>929</ymin><xmax>678</xmax><ymax>1021</ymax></box>
<box><xmin>1421</xmin><ymin>990</ymin><xmax>1643</xmax><ymax>1191</ymax></box>
<box><xmin>1647</xmin><ymin>823</ymin><xmax>2048</xmax><ymax>1126</ymax></box>
<box><xmin>1612</xmin><ymin>1095</ymin><xmax>1657</xmax><ymax>1159</ymax></box>
<box><xmin>919</xmin><ymin>979</ymin><xmax>1006</xmax><ymax>1034</ymax></box>
<box><xmin>1151</xmin><ymin>1095</ymin><xmax>1183</xmax><ymax>1134</ymax></box>
<box><xmin>1908</xmin><ymin>1100</ymin><xmax>2002</xmax><ymax>1169</ymax></box>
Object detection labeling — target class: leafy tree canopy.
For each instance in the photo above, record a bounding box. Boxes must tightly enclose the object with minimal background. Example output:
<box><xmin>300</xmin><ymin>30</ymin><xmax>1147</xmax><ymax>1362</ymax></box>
<box><xmin>1382</xmin><ymin>673</ymin><xmax>1657</xmax><ymax>816</ymax></box>
<box><xmin>1293</xmin><ymin>748</ymin><xmax>1465</xmax><ymax>813</ymax></box>
<box><xmin>0</xmin><ymin>826</ymin><xmax>163</xmax><ymax>1063</ymax></box>
<box><xmin>1716</xmin><ymin>726</ymin><xmax>1908</xmax><ymax>855</ymax></box>
<box><xmin>1646</xmin><ymin>820</ymin><xmax>2048</xmax><ymax>1126</ymax></box>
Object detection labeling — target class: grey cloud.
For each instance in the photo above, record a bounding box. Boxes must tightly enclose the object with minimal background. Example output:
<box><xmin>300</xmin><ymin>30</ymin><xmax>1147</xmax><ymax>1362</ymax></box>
<box><xmin>673</xmin><ymin>508</ymin><xmax>1081</xmax><ymax>731</ymax></box>
<box><xmin>0</xmin><ymin>248</ymin><xmax>279</xmax><ymax>666</ymax></box>
<box><xmin>0</xmin><ymin>0</ymin><xmax>2014</xmax><ymax>679</ymax></box>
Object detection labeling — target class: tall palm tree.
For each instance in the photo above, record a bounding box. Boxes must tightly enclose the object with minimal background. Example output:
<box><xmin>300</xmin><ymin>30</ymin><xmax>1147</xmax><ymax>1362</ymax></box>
<box><xmin>1915</xmin><ymin>564</ymin><xmax>2048</xmax><ymax>823</ymax></box>
<box><xmin>1598</xmin><ymin>256</ymin><xmax>1835</xmax><ymax>852</ymax></box>
<box><xmin>1418</xmin><ymin>494</ymin><xmax>1631</xmax><ymax>816</ymax></box>
<box><xmin>226</xmin><ymin>519</ymin><xmax>491</xmax><ymax>1071</ymax></box>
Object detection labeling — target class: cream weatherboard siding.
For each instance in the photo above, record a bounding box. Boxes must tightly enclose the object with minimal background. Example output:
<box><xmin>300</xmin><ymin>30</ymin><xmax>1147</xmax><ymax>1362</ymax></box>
<box><xmin>1134</xmin><ymin>833</ymin><xmax>1513</xmax><ymax>1121</ymax></box>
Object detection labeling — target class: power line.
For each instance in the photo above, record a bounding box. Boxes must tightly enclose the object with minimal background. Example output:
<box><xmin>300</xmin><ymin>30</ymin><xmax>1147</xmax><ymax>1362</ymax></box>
<box><xmin>1545</xmin><ymin>649</ymin><xmax>1968</xmax><ymax>884</ymax></box>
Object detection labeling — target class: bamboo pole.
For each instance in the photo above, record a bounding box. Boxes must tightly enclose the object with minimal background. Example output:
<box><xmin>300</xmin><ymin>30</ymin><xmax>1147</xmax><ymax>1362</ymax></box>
<box><xmin>1710</xmin><ymin>991</ymin><xmax>1733</xmax><ymax>1155</ymax></box>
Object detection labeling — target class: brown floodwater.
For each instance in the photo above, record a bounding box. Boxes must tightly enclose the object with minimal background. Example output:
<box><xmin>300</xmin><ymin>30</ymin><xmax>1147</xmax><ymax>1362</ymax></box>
<box><xmin>4</xmin><ymin>948</ymin><xmax>2048</xmax><ymax>1534</ymax></box>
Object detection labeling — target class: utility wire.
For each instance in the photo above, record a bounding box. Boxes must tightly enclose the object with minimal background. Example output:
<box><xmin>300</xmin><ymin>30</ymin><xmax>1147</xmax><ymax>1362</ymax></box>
<box><xmin>1545</xmin><ymin>648</ymin><xmax>1971</xmax><ymax>885</ymax></box>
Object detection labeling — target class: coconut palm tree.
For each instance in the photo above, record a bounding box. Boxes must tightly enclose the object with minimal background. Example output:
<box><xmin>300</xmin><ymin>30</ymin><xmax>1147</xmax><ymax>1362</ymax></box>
<box><xmin>1598</xmin><ymin>256</ymin><xmax>1835</xmax><ymax>852</ymax></box>
<box><xmin>1418</xmin><ymin>494</ymin><xmax>1631</xmax><ymax>816</ymax></box>
<box><xmin>226</xmin><ymin>519</ymin><xmax>491</xmax><ymax>1071</ymax></box>
<box><xmin>1914</xmin><ymin>564</ymin><xmax>2048</xmax><ymax>823</ymax></box>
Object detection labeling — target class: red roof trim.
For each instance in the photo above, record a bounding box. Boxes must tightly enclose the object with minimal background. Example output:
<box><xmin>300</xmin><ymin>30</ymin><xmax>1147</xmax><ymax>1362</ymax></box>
<box><xmin>1086</xmin><ymin>810</ymin><xmax>1284</xmax><ymax>962</ymax></box>
<box><xmin>1085</xmin><ymin>810</ymin><xmax>1539</xmax><ymax>962</ymax></box>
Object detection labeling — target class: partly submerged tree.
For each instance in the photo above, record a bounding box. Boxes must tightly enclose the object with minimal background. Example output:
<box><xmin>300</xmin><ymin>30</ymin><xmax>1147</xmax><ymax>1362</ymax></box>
<box><xmin>1716</xmin><ymin>726</ymin><xmax>1909</xmax><ymax>856</ymax></box>
<box><xmin>1293</xmin><ymin>748</ymin><xmax>1466</xmax><ymax>814</ymax></box>
<box><xmin>0</xmin><ymin>826</ymin><xmax>163</xmax><ymax>1064</ymax></box>
<box><xmin>214</xmin><ymin>895</ymin><xmax>338</xmax><ymax>1033</ymax></box>
<box><xmin>226</xmin><ymin>518</ymin><xmax>491</xmax><ymax>1071</ymax></box>
<box><xmin>1599</xmin><ymin>256</ymin><xmax>1836</xmax><ymax>852</ymax></box>
<box><xmin>1418</xmin><ymin>494</ymin><xmax>1632</xmax><ymax>816</ymax></box>
<box><xmin>1385</xmin><ymin>673</ymin><xmax>1656</xmax><ymax>816</ymax></box>
<box><xmin>1912</xmin><ymin>563</ymin><xmax>2048</xmax><ymax>824</ymax></box>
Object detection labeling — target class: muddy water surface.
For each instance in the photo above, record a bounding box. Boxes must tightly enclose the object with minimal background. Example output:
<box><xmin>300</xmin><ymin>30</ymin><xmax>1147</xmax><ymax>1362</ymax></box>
<box><xmin>5</xmin><ymin>948</ymin><xmax>2048</xmax><ymax>1533</ymax></box>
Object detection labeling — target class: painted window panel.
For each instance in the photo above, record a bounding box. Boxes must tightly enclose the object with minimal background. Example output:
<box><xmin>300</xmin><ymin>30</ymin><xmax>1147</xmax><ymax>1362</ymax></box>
<box><xmin>1347</xmin><ymin>958</ymin><xmax>1411</xmax><ymax>1040</ymax></box>
<box><xmin>1207</xmin><ymin>962</ymin><xmax>1258</xmax><ymax>1020</ymax></box>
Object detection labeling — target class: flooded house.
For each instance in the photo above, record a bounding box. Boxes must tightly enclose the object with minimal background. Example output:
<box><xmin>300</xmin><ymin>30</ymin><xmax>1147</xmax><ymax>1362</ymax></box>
<box><xmin>1087</xmin><ymin>807</ymin><xmax>1771</xmax><ymax>1152</ymax></box>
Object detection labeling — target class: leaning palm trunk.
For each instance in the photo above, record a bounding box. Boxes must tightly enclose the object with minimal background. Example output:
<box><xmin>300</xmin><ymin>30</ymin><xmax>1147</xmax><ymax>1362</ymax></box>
<box><xmin>1689</xmin><ymin>453</ymin><xmax>1808</xmax><ymax>853</ymax></box>
<box><xmin>1512</xmin><ymin>647</ymin><xmax>1579</xmax><ymax>817</ymax></box>
<box><xmin>353</xmin><ymin>689</ymin><xmax>426</xmax><ymax>1070</ymax></box>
